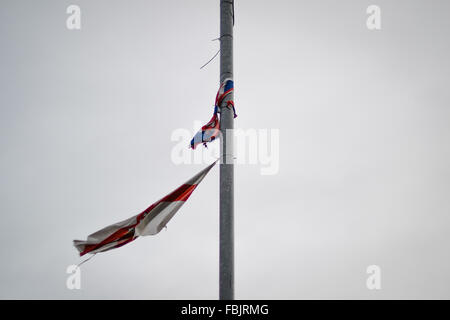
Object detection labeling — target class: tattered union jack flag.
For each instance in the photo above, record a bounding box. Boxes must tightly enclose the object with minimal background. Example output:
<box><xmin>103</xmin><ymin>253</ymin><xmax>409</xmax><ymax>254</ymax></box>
<box><xmin>190</xmin><ymin>106</ymin><xmax>221</xmax><ymax>150</ymax></box>
<box><xmin>190</xmin><ymin>78</ymin><xmax>237</xmax><ymax>149</ymax></box>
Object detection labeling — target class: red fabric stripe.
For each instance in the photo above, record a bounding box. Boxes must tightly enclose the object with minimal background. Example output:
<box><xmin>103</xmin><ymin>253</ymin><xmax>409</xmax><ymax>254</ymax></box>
<box><xmin>80</xmin><ymin>215</ymin><xmax>146</xmax><ymax>256</ymax></box>
<box><xmin>81</xmin><ymin>234</ymin><xmax>138</xmax><ymax>256</ymax></box>
<box><xmin>160</xmin><ymin>184</ymin><xmax>198</xmax><ymax>202</ymax></box>
<box><xmin>80</xmin><ymin>227</ymin><xmax>132</xmax><ymax>256</ymax></box>
<box><xmin>112</xmin><ymin>236</ymin><xmax>138</xmax><ymax>250</ymax></box>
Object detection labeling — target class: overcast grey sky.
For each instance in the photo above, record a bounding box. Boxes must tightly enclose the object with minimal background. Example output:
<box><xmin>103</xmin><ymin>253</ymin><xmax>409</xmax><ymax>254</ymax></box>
<box><xmin>1</xmin><ymin>0</ymin><xmax>449</xmax><ymax>299</ymax></box>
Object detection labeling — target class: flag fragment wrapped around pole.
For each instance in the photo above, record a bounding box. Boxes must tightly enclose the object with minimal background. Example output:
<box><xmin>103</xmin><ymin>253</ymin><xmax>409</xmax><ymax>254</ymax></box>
<box><xmin>190</xmin><ymin>78</ymin><xmax>236</xmax><ymax>149</ymax></box>
<box><xmin>73</xmin><ymin>161</ymin><xmax>217</xmax><ymax>256</ymax></box>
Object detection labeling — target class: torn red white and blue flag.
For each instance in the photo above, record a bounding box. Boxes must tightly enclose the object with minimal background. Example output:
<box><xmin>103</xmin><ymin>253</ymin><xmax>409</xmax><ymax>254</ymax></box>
<box><xmin>215</xmin><ymin>78</ymin><xmax>235</xmax><ymax>108</ymax></box>
<box><xmin>190</xmin><ymin>106</ymin><xmax>221</xmax><ymax>149</ymax></box>
<box><xmin>73</xmin><ymin>161</ymin><xmax>216</xmax><ymax>256</ymax></box>
<box><xmin>190</xmin><ymin>78</ymin><xmax>236</xmax><ymax>149</ymax></box>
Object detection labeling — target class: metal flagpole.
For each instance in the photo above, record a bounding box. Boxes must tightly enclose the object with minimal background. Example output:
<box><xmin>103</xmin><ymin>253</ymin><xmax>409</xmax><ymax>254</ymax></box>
<box><xmin>219</xmin><ymin>0</ymin><xmax>234</xmax><ymax>300</ymax></box>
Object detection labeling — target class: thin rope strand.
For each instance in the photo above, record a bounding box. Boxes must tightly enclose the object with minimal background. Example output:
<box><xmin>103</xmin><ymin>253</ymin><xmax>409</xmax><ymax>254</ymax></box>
<box><xmin>200</xmin><ymin>49</ymin><xmax>220</xmax><ymax>70</ymax></box>
<box><xmin>76</xmin><ymin>253</ymin><xmax>97</xmax><ymax>268</ymax></box>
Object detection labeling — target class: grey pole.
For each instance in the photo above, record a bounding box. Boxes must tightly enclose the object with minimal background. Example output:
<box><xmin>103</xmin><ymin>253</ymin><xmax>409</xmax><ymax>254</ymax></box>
<box><xmin>219</xmin><ymin>0</ymin><xmax>234</xmax><ymax>300</ymax></box>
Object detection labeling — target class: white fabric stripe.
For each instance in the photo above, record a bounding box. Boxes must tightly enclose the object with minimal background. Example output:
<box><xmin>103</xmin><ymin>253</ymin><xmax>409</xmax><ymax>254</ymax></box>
<box><xmin>135</xmin><ymin>201</ymin><xmax>185</xmax><ymax>236</ymax></box>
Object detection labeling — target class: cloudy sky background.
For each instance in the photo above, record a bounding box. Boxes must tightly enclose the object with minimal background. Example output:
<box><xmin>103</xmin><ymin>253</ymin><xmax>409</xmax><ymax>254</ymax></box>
<box><xmin>1</xmin><ymin>0</ymin><xmax>449</xmax><ymax>299</ymax></box>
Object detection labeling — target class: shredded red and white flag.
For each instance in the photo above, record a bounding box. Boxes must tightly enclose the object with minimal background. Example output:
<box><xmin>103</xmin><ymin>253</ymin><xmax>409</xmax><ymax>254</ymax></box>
<box><xmin>73</xmin><ymin>161</ymin><xmax>216</xmax><ymax>256</ymax></box>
